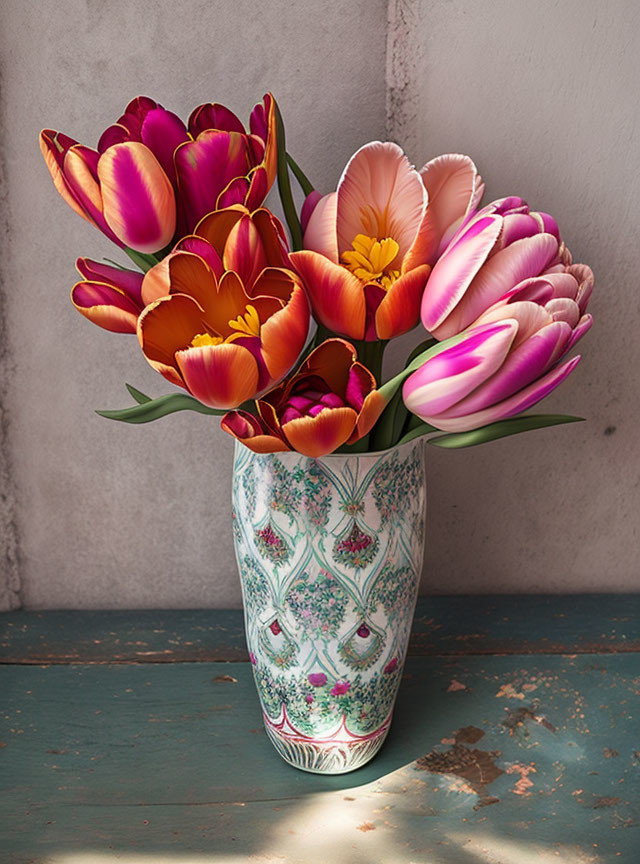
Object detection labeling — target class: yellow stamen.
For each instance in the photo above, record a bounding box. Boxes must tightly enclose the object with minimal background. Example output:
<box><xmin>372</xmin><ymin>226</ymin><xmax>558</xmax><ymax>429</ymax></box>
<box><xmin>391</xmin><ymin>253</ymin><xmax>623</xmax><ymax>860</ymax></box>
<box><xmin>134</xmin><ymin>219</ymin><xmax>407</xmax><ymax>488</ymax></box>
<box><xmin>227</xmin><ymin>304</ymin><xmax>261</xmax><ymax>338</ymax></box>
<box><xmin>191</xmin><ymin>332</ymin><xmax>224</xmax><ymax>348</ymax></box>
<box><xmin>341</xmin><ymin>234</ymin><xmax>400</xmax><ymax>289</ymax></box>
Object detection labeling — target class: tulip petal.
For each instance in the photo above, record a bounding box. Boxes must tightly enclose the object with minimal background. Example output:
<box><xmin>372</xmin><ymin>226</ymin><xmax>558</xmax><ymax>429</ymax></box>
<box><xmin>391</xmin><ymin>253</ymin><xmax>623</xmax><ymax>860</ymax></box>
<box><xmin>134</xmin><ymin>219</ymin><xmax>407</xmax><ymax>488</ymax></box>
<box><xmin>545</xmin><ymin>297</ymin><xmax>581</xmax><ymax>328</ymax></box>
<box><xmin>165</xmin><ymin>251</ymin><xmax>221</xmax><ymax>317</ymax></box>
<box><xmin>221</xmin><ymin>410</ymin><xmax>289</xmax><ymax>453</ymax></box>
<box><xmin>403</xmin><ymin>321</ymin><xmax>518</xmax><ymax>417</ymax></box>
<box><xmin>336</xmin><ymin>142</ymin><xmax>426</xmax><ymax>260</ymax></box>
<box><xmin>428</xmin><ymin>356</ymin><xmax>582</xmax><ymax>432</ymax></box>
<box><xmin>139</xmin><ymin>107</ymin><xmax>190</xmax><ymax>184</ymax></box>
<box><xmin>218</xmin><ymin>176</ymin><xmax>250</xmax><ymax>209</ymax></box>
<box><xmin>98</xmin><ymin>142</ymin><xmax>176</xmax><ymax>253</ymax></box>
<box><xmin>473</xmin><ymin>300</ymin><xmax>553</xmax><ymax>349</ymax></box>
<box><xmin>174</xmin><ymin>236</ymin><xmax>225</xmax><ymax>280</ymax></box>
<box><xmin>250</xmin><ymin>94</ymin><xmax>277</xmax><ymax>184</ymax></box>
<box><xmin>259</xmin><ymin>280</ymin><xmax>310</xmax><ymax>382</ymax></box>
<box><xmin>282</xmin><ymin>407</ymin><xmax>358</xmax><ymax>457</ymax></box>
<box><xmin>176</xmin><ymin>343</ymin><xmax>259</xmax><ymax>410</ymax></box>
<box><xmin>289</xmin><ymin>251</ymin><xmax>365</xmax><ymax>340</ymax></box>
<box><xmin>137</xmin><ymin>293</ymin><xmax>204</xmax><ymax>379</ymax></box>
<box><xmin>566</xmin><ymin>313</ymin><xmax>593</xmax><ymax>352</ymax></box>
<box><xmin>567</xmin><ymin>263</ymin><xmax>594</xmax><ymax>313</ymax></box>
<box><xmin>349</xmin><ymin>390</ymin><xmax>386</xmax><ymax>444</ymax></box>
<box><xmin>175</xmin><ymin>131</ymin><xmax>250</xmax><ymax>231</ymax></box>
<box><xmin>40</xmin><ymin>131</ymin><xmax>91</xmax><ymax>223</ymax></box>
<box><xmin>141</xmin><ymin>257</ymin><xmax>171</xmax><ymax>306</ymax></box>
<box><xmin>439</xmin><ymin>233</ymin><xmax>560</xmax><ymax>338</ymax></box>
<box><xmin>421</xmin><ymin>214</ymin><xmax>502</xmax><ymax>334</ymax></box>
<box><xmin>223</xmin><ymin>214</ymin><xmax>268</xmax><ymax>289</ymax></box>
<box><xmin>410</xmin><ymin>153</ymin><xmax>480</xmax><ymax>268</ymax></box>
<box><xmin>303</xmin><ymin>192</ymin><xmax>339</xmax><ymax>262</ymax></box>
<box><xmin>188</xmin><ymin>103</ymin><xmax>245</xmax><ymax>136</ymax></box>
<box><xmin>374</xmin><ymin>264</ymin><xmax>430</xmax><ymax>340</ymax></box>
<box><xmin>297</xmin><ymin>338</ymin><xmax>357</xmax><ymax>398</ymax></box>
<box><xmin>71</xmin><ymin>281</ymin><xmax>140</xmax><ymax>333</ymax></box>
<box><xmin>75</xmin><ymin>258</ymin><xmax>144</xmax><ymax>307</ymax></box>
<box><xmin>245</xmin><ymin>166</ymin><xmax>270</xmax><ymax>210</ymax></box>
<box><xmin>301</xmin><ymin>190</ymin><xmax>322</xmax><ymax>232</ymax></box>
<box><xmin>195</xmin><ymin>206</ymin><xmax>247</xmax><ymax>255</ymax></box>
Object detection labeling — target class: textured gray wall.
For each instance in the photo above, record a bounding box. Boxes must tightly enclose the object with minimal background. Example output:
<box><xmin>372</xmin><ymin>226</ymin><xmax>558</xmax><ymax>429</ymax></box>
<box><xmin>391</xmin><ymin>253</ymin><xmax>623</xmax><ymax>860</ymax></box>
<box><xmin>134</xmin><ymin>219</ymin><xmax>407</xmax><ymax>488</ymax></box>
<box><xmin>0</xmin><ymin>0</ymin><xmax>638</xmax><ymax>609</ymax></box>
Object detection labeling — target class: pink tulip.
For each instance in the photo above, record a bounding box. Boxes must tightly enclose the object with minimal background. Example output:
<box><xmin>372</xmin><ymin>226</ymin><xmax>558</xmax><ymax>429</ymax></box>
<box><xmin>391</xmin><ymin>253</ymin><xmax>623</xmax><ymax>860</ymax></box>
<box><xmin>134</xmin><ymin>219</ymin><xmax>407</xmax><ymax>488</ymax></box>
<box><xmin>402</xmin><ymin>306</ymin><xmax>589</xmax><ymax>432</ymax></box>
<box><xmin>421</xmin><ymin>196</ymin><xmax>593</xmax><ymax>341</ymax></box>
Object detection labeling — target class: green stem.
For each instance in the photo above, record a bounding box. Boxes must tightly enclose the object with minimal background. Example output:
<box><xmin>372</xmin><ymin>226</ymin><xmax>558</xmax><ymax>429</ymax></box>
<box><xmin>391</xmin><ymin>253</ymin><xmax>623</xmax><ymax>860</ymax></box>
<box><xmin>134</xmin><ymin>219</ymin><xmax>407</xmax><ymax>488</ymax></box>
<box><xmin>274</xmin><ymin>103</ymin><xmax>303</xmax><ymax>251</ymax></box>
<box><xmin>123</xmin><ymin>247</ymin><xmax>161</xmax><ymax>273</ymax></box>
<box><xmin>286</xmin><ymin>153</ymin><xmax>315</xmax><ymax>196</ymax></box>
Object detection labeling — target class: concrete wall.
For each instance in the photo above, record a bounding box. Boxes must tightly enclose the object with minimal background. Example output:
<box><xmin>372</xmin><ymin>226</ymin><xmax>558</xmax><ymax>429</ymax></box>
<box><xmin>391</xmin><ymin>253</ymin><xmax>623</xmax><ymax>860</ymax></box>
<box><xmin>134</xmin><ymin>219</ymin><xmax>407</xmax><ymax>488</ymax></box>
<box><xmin>0</xmin><ymin>0</ymin><xmax>638</xmax><ymax>609</ymax></box>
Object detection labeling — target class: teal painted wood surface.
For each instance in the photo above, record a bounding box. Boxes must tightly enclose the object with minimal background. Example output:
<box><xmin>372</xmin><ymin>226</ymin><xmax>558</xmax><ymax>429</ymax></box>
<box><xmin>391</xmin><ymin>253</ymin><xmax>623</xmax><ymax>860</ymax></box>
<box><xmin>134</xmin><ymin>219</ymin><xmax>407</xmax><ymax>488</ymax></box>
<box><xmin>1</xmin><ymin>598</ymin><xmax>640</xmax><ymax>863</ymax></box>
<box><xmin>3</xmin><ymin>595</ymin><xmax>640</xmax><ymax>663</ymax></box>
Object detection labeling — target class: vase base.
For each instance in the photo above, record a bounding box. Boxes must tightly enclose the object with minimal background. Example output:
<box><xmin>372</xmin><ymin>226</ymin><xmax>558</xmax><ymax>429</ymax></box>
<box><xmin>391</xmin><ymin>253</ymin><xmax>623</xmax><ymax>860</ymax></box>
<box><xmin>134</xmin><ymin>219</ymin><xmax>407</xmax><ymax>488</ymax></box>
<box><xmin>262</xmin><ymin>709</ymin><xmax>393</xmax><ymax>774</ymax></box>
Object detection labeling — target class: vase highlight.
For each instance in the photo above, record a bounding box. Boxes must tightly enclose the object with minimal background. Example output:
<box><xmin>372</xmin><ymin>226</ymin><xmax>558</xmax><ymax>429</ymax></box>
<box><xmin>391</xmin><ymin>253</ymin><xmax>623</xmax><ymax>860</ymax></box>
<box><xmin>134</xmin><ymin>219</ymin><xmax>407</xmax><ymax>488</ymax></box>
<box><xmin>232</xmin><ymin>437</ymin><xmax>426</xmax><ymax>774</ymax></box>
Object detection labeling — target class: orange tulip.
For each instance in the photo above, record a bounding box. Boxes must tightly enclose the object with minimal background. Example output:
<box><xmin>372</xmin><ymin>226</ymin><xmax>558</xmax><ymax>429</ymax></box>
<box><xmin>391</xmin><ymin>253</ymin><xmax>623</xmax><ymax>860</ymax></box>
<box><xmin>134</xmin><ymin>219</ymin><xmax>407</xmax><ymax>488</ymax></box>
<box><xmin>137</xmin><ymin>240</ymin><xmax>309</xmax><ymax>410</ymax></box>
<box><xmin>221</xmin><ymin>339</ymin><xmax>385</xmax><ymax>456</ymax></box>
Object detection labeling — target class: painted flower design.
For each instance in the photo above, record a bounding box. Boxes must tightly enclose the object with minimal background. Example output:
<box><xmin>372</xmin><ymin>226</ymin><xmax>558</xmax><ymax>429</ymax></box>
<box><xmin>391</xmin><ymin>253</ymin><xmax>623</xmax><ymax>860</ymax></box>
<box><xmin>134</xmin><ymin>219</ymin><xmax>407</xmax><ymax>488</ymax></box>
<box><xmin>331</xmin><ymin>681</ymin><xmax>351</xmax><ymax>696</ymax></box>
<box><xmin>254</xmin><ymin>523</ymin><xmax>290</xmax><ymax>564</ymax></box>
<box><xmin>334</xmin><ymin>522</ymin><xmax>379</xmax><ymax>569</ymax></box>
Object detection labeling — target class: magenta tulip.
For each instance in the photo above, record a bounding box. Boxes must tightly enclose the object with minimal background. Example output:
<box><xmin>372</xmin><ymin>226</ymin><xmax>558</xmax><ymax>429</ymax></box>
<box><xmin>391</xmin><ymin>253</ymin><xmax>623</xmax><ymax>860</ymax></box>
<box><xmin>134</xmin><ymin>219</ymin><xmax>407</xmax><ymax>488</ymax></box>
<box><xmin>420</xmin><ymin>196</ymin><xmax>592</xmax><ymax>340</ymax></box>
<box><xmin>71</xmin><ymin>258</ymin><xmax>145</xmax><ymax>333</ymax></box>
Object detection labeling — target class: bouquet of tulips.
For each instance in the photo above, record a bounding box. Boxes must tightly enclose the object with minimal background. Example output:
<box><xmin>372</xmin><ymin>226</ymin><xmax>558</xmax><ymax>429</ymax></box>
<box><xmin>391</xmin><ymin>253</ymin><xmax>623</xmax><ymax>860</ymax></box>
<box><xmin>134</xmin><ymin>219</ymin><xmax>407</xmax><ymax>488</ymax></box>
<box><xmin>40</xmin><ymin>93</ymin><xmax>593</xmax><ymax>456</ymax></box>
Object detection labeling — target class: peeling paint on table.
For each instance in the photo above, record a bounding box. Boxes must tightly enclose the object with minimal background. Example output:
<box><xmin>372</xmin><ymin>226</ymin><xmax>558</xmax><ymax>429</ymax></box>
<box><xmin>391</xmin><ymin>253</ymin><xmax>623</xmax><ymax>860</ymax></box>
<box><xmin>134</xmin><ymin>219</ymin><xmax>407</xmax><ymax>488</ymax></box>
<box><xmin>1</xmin><ymin>596</ymin><xmax>639</xmax><ymax>862</ymax></box>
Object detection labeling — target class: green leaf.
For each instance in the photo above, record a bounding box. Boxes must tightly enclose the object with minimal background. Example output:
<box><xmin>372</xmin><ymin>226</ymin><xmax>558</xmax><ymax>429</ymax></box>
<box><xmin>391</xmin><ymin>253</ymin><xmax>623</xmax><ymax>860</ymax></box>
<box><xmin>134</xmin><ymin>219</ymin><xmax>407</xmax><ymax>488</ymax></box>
<box><xmin>125</xmin><ymin>383</ymin><xmax>152</xmax><ymax>404</ymax></box>
<box><xmin>96</xmin><ymin>392</ymin><xmax>225</xmax><ymax>424</ymax></box>
<box><xmin>427</xmin><ymin>414</ymin><xmax>585</xmax><ymax>449</ymax></box>
<box><xmin>396</xmin><ymin>422</ymin><xmax>438</xmax><ymax>446</ymax></box>
<box><xmin>286</xmin><ymin>153</ymin><xmax>315</xmax><ymax>196</ymax></box>
<box><xmin>122</xmin><ymin>247</ymin><xmax>161</xmax><ymax>273</ymax></box>
<box><xmin>274</xmin><ymin>102</ymin><xmax>303</xmax><ymax>251</ymax></box>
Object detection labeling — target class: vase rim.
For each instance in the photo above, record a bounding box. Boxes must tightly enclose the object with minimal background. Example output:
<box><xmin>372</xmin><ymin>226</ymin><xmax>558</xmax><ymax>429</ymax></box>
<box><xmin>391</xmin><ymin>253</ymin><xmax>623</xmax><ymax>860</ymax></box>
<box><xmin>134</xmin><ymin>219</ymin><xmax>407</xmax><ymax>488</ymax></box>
<box><xmin>234</xmin><ymin>436</ymin><xmax>424</xmax><ymax>461</ymax></box>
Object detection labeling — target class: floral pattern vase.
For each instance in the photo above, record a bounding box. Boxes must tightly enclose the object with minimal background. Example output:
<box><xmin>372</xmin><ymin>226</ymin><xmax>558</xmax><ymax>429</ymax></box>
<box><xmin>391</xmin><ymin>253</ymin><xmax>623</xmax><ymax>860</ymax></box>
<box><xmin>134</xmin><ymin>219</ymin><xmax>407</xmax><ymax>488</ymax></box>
<box><xmin>231</xmin><ymin>437</ymin><xmax>426</xmax><ymax>774</ymax></box>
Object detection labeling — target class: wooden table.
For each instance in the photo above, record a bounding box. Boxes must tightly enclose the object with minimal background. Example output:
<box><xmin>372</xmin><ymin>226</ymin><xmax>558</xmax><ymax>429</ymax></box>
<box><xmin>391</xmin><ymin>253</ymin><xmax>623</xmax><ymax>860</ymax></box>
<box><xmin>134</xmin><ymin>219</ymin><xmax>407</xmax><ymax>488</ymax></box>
<box><xmin>2</xmin><ymin>596</ymin><xmax>639</xmax><ymax>863</ymax></box>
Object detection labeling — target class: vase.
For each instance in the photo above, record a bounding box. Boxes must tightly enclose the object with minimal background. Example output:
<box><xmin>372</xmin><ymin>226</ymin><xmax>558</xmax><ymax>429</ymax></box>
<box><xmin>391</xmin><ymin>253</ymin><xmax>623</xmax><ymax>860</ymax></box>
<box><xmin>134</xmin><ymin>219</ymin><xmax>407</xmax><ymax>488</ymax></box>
<box><xmin>231</xmin><ymin>437</ymin><xmax>426</xmax><ymax>774</ymax></box>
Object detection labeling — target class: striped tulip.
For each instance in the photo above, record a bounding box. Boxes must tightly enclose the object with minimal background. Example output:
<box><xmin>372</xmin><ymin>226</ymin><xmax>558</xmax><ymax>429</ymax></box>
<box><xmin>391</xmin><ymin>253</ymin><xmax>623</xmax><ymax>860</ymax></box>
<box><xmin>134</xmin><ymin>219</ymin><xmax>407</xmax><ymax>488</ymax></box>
<box><xmin>421</xmin><ymin>196</ymin><xmax>590</xmax><ymax>340</ymax></box>
<box><xmin>175</xmin><ymin>93</ymin><xmax>277</xmax><ymax>232</ymax></box>
<box><xmin>290</xmin><ymin>145</ymin><xmax>482</xmax><ymax>341</ymax></box>
<box><xmin>403</xmin><ymin>294</ymin><xmax>590</xmax><ymax>433</ymax></box>
<box><xmin>40</xmin><ymin>117</ymin><xmax>177</xmax><ymax>253</ymax></box>
<box><xmin>137</xmin><ymin>247</ymin><xmax>309</xmax><ymax>410</ymax></box>
<box><xmin>71</xmin><ymin>258</ymin><xmax>145</xmax><ymax>334</ymax></box>
<box><xmin>221</xmin><ymin>339</ymin><xmax>385</xmax><ymax>456</ymax></box>
<box><xmin>140</xmin><ymin>205</ymin><xmax>290</xmax><ymax>306</ymax></box>
<box><xmin>40</xmin><ymin>93</ymin><xmax>276</xmax><ymax>252</ymax></box>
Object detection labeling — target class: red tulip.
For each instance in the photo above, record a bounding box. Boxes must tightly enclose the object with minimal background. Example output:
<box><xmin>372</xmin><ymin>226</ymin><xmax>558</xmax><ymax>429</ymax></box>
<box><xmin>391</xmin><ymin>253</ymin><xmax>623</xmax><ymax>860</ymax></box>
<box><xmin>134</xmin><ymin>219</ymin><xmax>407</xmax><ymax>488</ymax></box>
<box><xmin>221</xmin><ymin>339</ymin><xmax>385</xmax><ymax>456</ymax></box>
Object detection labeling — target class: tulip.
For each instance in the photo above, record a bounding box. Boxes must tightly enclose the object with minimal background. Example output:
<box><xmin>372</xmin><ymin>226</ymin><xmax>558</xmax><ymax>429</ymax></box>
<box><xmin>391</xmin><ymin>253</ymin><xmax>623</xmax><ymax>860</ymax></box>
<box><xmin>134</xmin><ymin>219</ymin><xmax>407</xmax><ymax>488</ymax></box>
<box><xmin>40</xmin><ymin>124</ymin><xmax>177</xmax><ymax>254</ymax></box>
<box><xmin>221</xmin><ymin>339</ymin><xmax>385</xmax><ymax>456</ymax></box>
<box><xmin>290</xmin><ymin>144</ymin><xmax>482</xmax><ymax>341</ymax></box>
<box><xmin>136</xmin><ymin>246</ymin><xmax>309</xmax><ymax>410</ymax></box>
<box><xmin>140</xmin><ymin>205</ymin><xmax>289</xmax><ymax>306</ymax></box>
<box><xmin>403</xmin><ymin>301</ymin><xmax>588</xmax><ymax>432</ymax></box>
<box><xmin>420</xmin><ymin>196</ymin><xmax>592</xmax><ymax>340</ymax></box>
<box><xmin>175</xmin><ymin>94</ymin><xmax>277</xmax><ymax>232</ymax></box>
<box><xmin>71</xmin><ymin>258</ymin><xmax>145</xmax><ymax>334</ymax></box>
<box><xmin>40</xmin><ymin>93</ymin><xmax>276</xmax><ymax>252</ymax></box>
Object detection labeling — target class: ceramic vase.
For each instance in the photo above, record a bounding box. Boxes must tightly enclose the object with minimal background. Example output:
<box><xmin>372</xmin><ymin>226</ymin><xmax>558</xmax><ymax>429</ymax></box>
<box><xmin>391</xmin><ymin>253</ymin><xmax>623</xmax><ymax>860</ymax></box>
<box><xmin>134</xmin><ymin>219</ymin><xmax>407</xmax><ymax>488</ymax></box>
<box><xmin>231</xmin><ymin>437</ymin><xmax>426</xmax><ymax>774</ymax></box>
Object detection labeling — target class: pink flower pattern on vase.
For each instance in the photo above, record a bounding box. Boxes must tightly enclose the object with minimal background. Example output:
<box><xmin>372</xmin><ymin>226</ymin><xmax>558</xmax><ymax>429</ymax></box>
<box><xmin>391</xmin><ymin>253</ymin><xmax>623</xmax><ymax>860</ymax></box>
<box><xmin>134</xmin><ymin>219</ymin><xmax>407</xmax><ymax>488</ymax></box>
<box><xmin>232</xmin><ymin>437</ymin><xmax>426</xmax><ymax>774</ymax></box>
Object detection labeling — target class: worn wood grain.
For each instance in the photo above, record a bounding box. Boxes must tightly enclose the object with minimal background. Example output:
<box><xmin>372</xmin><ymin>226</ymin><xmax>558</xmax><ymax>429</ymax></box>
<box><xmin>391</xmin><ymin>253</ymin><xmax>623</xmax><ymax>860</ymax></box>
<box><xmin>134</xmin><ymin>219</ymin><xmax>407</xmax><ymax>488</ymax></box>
<box><xmin>1</xmin><ymin>652</ymin><xmax>640</xmax><ymax>862</ymax></box>
<box><xmin>2</xmin><ymin>595</ymin><xmax>640</xmax><ymax>664</ymax></box>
